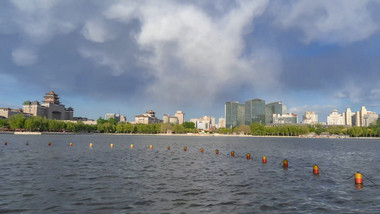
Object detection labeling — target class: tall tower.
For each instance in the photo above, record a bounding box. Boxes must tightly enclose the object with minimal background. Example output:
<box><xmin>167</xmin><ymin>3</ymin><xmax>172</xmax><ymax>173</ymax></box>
<box><xmin>345</xmin><ymin>108</ymin><xmax>352</xmax><ymax>126</ymax></box>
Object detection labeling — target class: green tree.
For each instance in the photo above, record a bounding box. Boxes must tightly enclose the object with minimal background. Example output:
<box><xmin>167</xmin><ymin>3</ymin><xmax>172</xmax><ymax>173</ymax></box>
<box><xmin>183</xmin><ymin>122</ymin><xmax>195</xmax><ymax>129</ymax></box>
<box><xmin>160</xmin><ymin>123</ymin><xmax>173</xmax><ymax>133</ymax></box>
<box><xmin>116</xmin><ymin>123</ymin><xmax>126</xmax><ymax>133</ymax></box>
<box><xmin>66</xmin><ymin>122</ymin><xmax>75</xmax><ymax>132</ymax></box>
<box><xmin>97</xmin><ymin>117</ymin><xmax>106</xmax><ymax>126</ymax></box>
<box><xmin>173</xmin><ymin>124</ymin><xmax>185</xmax><ymax>133</ymax></box>
<box><xmin>0</xmin><ymin>119</ymin><xmax>9</xmax><ymax>128</ymax></box>
<box><xmin>250</xmin><ymin>123</ymin><xmax>266</xmax><ymax>135</ymax></box>
<box><xmin>8</xmin><ymin>114</ymin><xmax>26</xmax><ymax>130</ymax></box>
<box><xmin>108</xmin><ymin>118</ymin><xmax>118</xmax><ymax>126</ymax></box>
<box><xmin>234</xmin><ymin>125</ymin><xmax>251</xmax><ymax>135</ymax></box>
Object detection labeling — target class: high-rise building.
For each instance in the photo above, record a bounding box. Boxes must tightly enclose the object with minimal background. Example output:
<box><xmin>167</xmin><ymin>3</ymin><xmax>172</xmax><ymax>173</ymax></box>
<box><xmin>343</xmin><ymin>108</ymin><xmax>352</xmax><ymax>126</ymax></box>
<box><xmin>211</xmin><ymin>117</ymin><xmax>216</xmax><ymax>128</ymax></box>
<box><xmin>174</xmin><ymin>110</ymin><xmax>185</xmax><ymax>125</ymax></box>
<box><xmin>169</xmin><ymin>116</ymin><xmax>179</xmax><ymax>124</ymax></box>
<box><xmin>302</xmin><ymin>111</ymin><xmax>318</xmax><ymax>124</ymax></box>
<box><xmin>352</xmin><ymin>106</ymin><xmax>378</xmax><ymax>127</ymax></box>
<box><xmin>265</xmin><ymin>101</ymin><xmax>286</xmax><ymax>124</ymax></box>
<box><xmin>163</xmin><ymin>114</ymin><xmax>170</xmax><ymax>123</ymax></box>
<box><xmin>245</xmin><ymin>99</ymin><xmax>265</xmax><ymax>125</ymax></box>
<box><xmin>363</xmin><ymin>112</ymin><xmax>378</xmax><ymax>127</ymax></box>
<box><xmin>217</xmin><ymin>117</ymin><xmax>226</xmax><ymax>128</ymax></box>
<box><xmin>225</xmin><ymin>102</ymin><xmax>245</xmax><ymax>128</ymax></box>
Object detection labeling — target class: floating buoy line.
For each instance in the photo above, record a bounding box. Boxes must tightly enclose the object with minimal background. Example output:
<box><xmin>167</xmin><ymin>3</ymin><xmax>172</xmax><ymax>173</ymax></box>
<box><xmin>2</xmin><ymin>141</ymin><xmax>378</xmax><ymax>188</ymax></box>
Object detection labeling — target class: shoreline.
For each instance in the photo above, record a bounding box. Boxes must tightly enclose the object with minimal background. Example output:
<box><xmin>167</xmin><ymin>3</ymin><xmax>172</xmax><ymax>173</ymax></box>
<box><xmin>2</xmin><ymin>131</ymin><xmax>380</xmax><ymax>139</ymax></box>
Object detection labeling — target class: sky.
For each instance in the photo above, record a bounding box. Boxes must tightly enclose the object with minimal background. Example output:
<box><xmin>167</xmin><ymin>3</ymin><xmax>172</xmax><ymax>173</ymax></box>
<box><xmin>1</xmin><ymin>0</ymin><xmax>380</xmax><ymax>122</ymax></box>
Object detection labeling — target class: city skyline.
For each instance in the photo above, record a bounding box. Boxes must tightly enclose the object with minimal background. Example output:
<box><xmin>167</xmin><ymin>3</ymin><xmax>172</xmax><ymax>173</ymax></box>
<box><xmin>1</xmin><ymin>1</ymin><xmax>380</xmax><ymax>121</ymax></box>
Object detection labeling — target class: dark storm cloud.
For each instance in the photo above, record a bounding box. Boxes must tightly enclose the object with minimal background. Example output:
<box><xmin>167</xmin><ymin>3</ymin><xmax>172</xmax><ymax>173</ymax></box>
<box><xmin>1</xmin><ymin>0</ymin><xmax>380</xmax><ymax>118</ymax></box>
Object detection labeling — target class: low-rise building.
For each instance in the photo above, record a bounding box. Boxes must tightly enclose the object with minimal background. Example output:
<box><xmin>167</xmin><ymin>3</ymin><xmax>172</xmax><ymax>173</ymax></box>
<box><xmin>23</xmin><ymin>90</ymin><xmax>73</xmax><ymax>120</ymax></box>
<box><xmin>135</xmin><ymin>110</ymin><xmax>162</xmax><ymax>124</ymax></box>
<box><xmin>0</xmin><ymin>108</ymin><xmax>31</xmax><ymax>119</ymax></box>
<box><xmin>190</xmin><ymin>116</ymin><xmax>215</xmax><ymax>131</ymax></box>
<box><xmin>105</xmin><ymin>113</ymin><xmax>127</xmax><ymax>122</ymax></box>
<box><xmin>273</xmin><ymin>113</ymin><xmax>298</xmax><ymax>124</ymax></box>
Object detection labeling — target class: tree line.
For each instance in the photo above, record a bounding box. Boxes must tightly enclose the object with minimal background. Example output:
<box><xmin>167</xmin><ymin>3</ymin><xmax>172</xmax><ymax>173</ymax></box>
<box><xmin>0</xmin><ymin>114</ymin><xmax>197</xmax><ymax>134</ymax></box>
<box><xmin>216</xmin><ymin>122</ymin><xmax>380</xmax><ymax>137</ymax></box>
<box><xmin>1</xmin><ymin>114</ymin><xmax>380</xmax><ymax>137</ymax></box>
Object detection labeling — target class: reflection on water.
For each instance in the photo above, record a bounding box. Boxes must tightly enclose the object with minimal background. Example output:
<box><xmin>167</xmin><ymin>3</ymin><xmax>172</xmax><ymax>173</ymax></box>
<box><xmin>0</xmin><ymin>134</ymin><xmax>379</xmax><ymax>213</ymax></box>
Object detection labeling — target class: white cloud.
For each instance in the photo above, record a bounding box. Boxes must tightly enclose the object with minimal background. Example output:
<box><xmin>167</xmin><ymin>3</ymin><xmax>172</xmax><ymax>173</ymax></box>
<box><xmin>104</xmin><ymin>0</ymin><xmax>277</xmax><ymax>106</ymax></box>
<box><xmin>82</xmin><ymin>19</ymin><xmax>116</xmax><ymax>43</ymax></box>
<box><xmin>11</xmin><ymin>48</ymin><xmax>38</xmax><ymax>66</ymax></box>
<box><xmin>272</xmin><ymin>0</ymin><xmax>378</xmax><ymax>45</ymax></box>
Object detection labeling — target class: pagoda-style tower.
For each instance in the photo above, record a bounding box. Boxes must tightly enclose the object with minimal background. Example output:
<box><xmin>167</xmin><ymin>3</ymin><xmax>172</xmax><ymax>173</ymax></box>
<box><xmin>43</xmin><ymin>90</ymin><xmax>61</xmax><ymax>105</ymax></box>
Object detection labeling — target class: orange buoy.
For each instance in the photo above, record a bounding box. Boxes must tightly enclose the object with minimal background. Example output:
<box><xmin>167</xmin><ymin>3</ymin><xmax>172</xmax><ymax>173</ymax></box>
<box><xmin>200</xmin><ymin>148</ymin><xmax>204</xmax><ymax>153</ymax></box>
<box><xmin>69</xmin><ymin>142</ymin><xmax>73</xmax><ymax>147</ymax></box>
<box><xmin>149</xmin><ymin>145</ymin><xmax>153</xmax><ymax>149</ymax></box>
<box><xmin>355</xmin><ymin>172</ymin><xmax>363</xmax><ymax>185</ymax></box>
<box><xmin>231</xmin><ymin>151</ymin><xmax>235</xmax><ymax>157</ymax></box>
<box><xmin>262</xmin><ymin>156</ymin><xmax>267</xmax><ymax>163</ymax></box>
<box><xmin>283</xmin><ymin>159</ymin><xmax>288</xmax><ymax>168</ymax></box>
<box><xmin>184</xmin><ymin>146</ymin><xmax>187</xmax><ymax>151</ymax></box>
<box><xmin>4</xmin><ymin>142</ymin><xmax>7</xmax><ymax>146</ymax></box>
<box><xmin>90</xmin><ymin>143</ymin><xmax>93</xmax><ymax>148</ymax></box>
<box><xmin>246</xmin><ymin>153</ymin><xmax>251</xmax><ymax>160</ymax></box>
<box><xmin>215</xmin><ymin>149</ymin><xmax>219</xmax><ymax>155</ymax></box>
<box><xmin>167</xmin><ymin>146</ymin><xmax>170</xmax><ymax>150</ymax></box>
<box><xmin>130</xmin><ymin>144</ymin><xmax>134</xmax><ymax>149</ymax></box>
<box><xmin>48</xmin><ymin>142</ymin><xmax>52</xmax><ymax>146</ymax></box>
<box><xmin>313</xmin><ymin>164</ymin><xmax>319</xmax><ymax>175</ymax></box>
<box><xmin>110</xmin><ymin>143</ymin><xmax>114</xmax><ymax>148</ymax></box>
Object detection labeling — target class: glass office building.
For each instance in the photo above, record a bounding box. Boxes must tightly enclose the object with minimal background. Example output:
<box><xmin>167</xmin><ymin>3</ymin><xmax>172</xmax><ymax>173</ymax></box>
<box><xmin>265</xmin><ymin>101</ymin><xmax>287</xmax><ymax>124</ymax></box>
<box><xmin>225</xmin><ymin>102</ymin><xmax>245</xmax><ymax>129</ymax></box>
<box><xmin>245</xmin><ymin>99</ymin><xmax>266</xmax><ymax>125</ymax></box>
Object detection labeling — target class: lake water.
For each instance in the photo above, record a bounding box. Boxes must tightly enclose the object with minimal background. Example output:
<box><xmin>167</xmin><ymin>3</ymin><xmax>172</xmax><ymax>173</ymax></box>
<box><xmin>0</xmin><ymin>134</ymin><xmax>379</xmax><ymax>213</ymax></box>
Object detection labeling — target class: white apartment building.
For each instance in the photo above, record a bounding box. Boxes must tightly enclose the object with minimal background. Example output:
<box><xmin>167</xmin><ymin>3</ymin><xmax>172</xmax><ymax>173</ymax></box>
<box><xmin>302</xmin><ymin>111</ymin><xmax>318</xmax><ymax>124</ymax></box>
<box><xmin>174</xmin><ymin>111</ymin><xmax>185</xmax><ymax>125</ymax></box>
<box><xmin>217</xmin><ymin>117</ymin><xmax>226</xmax><ymax>128</ymax></box>
<box><xmin>327</xmin><ymin>110</ymin><xmax>345</xmax><ymax>125</ymax></box>
<box><xmin>327</xmin><ymin>106</ymin><xmax>378</xmax><ymax>127</ymax></box>
<box><xmin>273</xmin><ymin>113</ymin><xmax>298</xmax><ymax>124</ymax></box>
<box><xmin>163</xmin><ymin>110</ymin><xmax>185</xmax><ymax>125</ymax></box>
